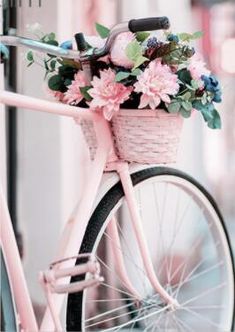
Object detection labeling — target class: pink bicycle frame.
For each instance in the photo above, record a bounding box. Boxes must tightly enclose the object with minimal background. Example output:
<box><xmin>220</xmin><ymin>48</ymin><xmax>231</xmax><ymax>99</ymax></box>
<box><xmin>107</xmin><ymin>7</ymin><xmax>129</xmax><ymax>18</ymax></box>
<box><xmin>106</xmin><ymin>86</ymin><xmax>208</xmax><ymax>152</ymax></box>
<box><xmin>0</xmin><ymin>91</ymin><xmax>177</xmax><ymax>332</ymax></box>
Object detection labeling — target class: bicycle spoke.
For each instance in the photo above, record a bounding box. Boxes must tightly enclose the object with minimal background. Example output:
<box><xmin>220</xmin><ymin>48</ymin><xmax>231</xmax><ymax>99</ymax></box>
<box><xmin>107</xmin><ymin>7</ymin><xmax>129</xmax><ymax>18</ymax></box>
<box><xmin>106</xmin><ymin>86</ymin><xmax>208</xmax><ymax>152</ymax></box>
<box><xmin>173</xmin><ymin>255</ymin><xmax>207</xmax><ymax>299</ymax></box>
<box><xmin>173</xmin><ymin>314</ymin><xmax>195</xmax><ymax>332</ymax></box>
<box><xmin>168</xmin><ymin>231</ymin><xmax>206</xmax><ymax>284</ymax></box>
<box><xmin>96</xmin><ymin>254</ymin><xmax>138</xmax><ymax>298</ymax></box>
<box><xmin>181</xmin><ymin>282</ymin><xmax>226</xmax><ymax>307</ymax></box>
<box><xmin>182</xmin><ymin>306</ymin><xmax>224</xmax><ymax>329</ymax></box>
<box><xmin>104</xmin><ymin>229</ymin><xmax>148</xmax><ymax>280</ymax></box>
<box><xmin>86</xmin><ymin>302</ymin><xmax>163</xmax><ymax>330</ymax></box>
<box><xmin>187</xmin><ymin>304</ymin><xmax>225</xmax><ymax>310</ymax></box>
<box><xmin>172</xmin><ymin>315</ymin><xmax>185</xmax><ymax>332</ymax></box>
<box><xmin>169</xmin><ymin>260</ymin><xmax>224</xmax><ymax>294</ymax></box>
<box><xmin>85</xmin><ymin>301</ymin><xmax>134</xmax><ymax>323</ymax></box>
<box><xmin>181</xmin><ymin>260</ymin><xmax>224</xmax><ymax>285</ymax></box>
<box><xmin>100</xmin><ymin>281</ymin><xmax>137</xmax><ymax>299</ymax></box>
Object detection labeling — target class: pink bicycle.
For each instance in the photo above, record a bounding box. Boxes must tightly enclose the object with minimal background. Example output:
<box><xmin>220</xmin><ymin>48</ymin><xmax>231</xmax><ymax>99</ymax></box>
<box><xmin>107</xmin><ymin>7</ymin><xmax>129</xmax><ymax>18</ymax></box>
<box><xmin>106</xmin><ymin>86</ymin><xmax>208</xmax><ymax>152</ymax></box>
<box><xmin>0</xmin><ymin>17</ymin><xmax>234</xmax><ymax>332</ymax></box>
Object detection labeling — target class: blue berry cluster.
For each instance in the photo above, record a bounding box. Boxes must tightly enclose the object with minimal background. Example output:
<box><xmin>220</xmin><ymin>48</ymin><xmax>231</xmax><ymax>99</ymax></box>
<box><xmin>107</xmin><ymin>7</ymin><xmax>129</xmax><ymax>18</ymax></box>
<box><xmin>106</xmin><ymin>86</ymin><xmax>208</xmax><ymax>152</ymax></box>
<box><xmin>147</xmin><ymin>37</ymin><xmax>159</xmax><ymax>48</ymax></box>
<box><xmin>202</xmin><ymin>75</ymin><xmax>222</xmax><ymax>103</ymax></box>
<box><xmin>167</xmin><ymin>34</ymin><xmax>179</xmax><ymax>43</ymax></box>
<box><xmin>60</xmin><ymin>40</ymin><xmax>73</xmax><ymax>50</ymax></box>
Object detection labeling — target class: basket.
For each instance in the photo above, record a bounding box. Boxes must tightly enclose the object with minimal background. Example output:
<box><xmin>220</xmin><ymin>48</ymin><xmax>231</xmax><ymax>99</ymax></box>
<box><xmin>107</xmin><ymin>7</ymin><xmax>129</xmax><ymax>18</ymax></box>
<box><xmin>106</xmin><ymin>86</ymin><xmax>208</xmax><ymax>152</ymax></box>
<box><xmin>81</xmin><ymin>109</ymin><xmax>183</xmax><ymax>164</ymax></box>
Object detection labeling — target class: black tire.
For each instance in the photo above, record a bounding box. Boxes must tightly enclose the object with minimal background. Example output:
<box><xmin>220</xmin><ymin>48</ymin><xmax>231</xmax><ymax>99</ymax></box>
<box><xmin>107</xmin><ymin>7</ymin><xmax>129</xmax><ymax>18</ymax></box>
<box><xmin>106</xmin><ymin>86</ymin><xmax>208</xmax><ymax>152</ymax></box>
<box><xmin>66</xmin><ymin>166</ymin><xmax>235</xmax><ymax>331</ymax></box>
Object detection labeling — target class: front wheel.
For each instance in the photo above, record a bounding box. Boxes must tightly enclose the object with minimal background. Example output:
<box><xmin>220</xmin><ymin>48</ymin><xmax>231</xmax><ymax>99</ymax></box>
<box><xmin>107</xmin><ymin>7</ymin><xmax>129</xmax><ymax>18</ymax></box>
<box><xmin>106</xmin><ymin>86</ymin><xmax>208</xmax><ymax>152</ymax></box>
<box><xmin>67</xmin><ymin>167</ymin><xmax>235</xmax><ymax>331</ymax></box>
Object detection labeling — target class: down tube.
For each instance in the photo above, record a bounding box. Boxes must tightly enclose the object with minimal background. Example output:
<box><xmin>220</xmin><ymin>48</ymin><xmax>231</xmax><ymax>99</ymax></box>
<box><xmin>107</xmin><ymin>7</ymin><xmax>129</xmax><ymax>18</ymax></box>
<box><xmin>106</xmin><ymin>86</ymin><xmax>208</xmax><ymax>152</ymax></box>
<box><xmin>0</xmin><ymin>186</ymin><xmax>38</xmax><ymax>331</ymax></box>
<box><xmin>40</xmin><ymin>115</ymin><xmax>114</xmax><ymax>331</ymax></box>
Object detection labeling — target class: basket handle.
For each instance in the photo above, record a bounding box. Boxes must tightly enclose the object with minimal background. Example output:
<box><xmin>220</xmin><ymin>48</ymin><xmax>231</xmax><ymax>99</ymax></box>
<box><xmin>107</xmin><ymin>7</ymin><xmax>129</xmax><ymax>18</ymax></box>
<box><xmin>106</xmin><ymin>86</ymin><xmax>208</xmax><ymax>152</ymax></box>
<box><xmin>128</xmin><ymin>17</ymin><xmax>170</xmax><ymax>32</ymax></box>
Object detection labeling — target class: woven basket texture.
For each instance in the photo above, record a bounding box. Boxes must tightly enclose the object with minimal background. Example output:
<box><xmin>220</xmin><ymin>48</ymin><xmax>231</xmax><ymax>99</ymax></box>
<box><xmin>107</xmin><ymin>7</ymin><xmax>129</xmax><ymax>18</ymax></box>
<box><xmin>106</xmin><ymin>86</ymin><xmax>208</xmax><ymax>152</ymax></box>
<box><xmin>81</xmin><ymin>109</ymin><xmax>183</xmax><ymax>164</ymax></box>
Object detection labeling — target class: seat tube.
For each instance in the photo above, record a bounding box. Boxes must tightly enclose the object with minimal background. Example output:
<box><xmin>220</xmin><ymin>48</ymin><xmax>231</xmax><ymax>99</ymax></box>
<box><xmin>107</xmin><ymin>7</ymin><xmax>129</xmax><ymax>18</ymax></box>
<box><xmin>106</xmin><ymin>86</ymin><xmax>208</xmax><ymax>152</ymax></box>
<box><xmin>116</xmin><ymin>162</ymin><xmax>178</xmax><ymax>307</ymax></box>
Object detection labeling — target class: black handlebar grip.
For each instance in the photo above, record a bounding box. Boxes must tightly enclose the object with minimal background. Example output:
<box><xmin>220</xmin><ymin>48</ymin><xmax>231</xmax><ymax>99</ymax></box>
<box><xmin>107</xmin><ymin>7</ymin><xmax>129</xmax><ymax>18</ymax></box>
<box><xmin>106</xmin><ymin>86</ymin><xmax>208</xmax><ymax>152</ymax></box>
<box><xmin>128</xmin><ymin>17</ymin><xmax>170</xmax><ymax>32</ymax></box>
<box><xmin>74</xmin><ymin>33</ymin><xmax>87</xmax><ymax>52</ymax></box>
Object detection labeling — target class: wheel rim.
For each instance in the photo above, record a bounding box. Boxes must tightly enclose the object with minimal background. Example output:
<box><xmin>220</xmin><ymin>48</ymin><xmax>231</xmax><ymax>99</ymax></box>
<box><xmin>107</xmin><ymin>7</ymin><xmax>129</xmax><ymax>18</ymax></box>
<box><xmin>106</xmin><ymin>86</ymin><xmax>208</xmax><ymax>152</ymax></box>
<box><xmin>82</xmin><ymin>175</ymin><xmax>234</xmax><ymax>331</ymax></box>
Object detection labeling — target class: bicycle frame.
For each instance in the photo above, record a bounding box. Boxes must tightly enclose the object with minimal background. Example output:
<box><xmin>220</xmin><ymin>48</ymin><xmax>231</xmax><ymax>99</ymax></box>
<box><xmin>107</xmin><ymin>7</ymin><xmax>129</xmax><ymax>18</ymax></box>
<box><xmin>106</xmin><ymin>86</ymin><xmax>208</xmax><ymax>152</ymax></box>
<box><xmin>0</xmin><ymin>90</ymin><xmax>177</xmax><ymax>332</ymax></box>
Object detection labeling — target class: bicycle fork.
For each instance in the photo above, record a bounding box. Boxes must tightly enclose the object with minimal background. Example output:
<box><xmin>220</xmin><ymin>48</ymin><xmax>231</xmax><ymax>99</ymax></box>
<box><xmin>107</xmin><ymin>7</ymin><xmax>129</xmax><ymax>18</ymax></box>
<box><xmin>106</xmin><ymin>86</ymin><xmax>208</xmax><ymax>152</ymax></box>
<box><xmin>107</xmin><ymin>162</ymin><xmax>179</xmax><ymax>309</ymax></box>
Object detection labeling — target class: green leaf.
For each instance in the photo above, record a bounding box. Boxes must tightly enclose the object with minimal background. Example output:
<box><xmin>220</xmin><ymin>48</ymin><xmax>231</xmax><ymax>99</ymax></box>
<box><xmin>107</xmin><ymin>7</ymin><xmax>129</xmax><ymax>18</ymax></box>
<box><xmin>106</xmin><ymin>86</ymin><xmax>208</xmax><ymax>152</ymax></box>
<box><xmin>202</xmin><ymin>108</ymin><xmax>221</xmax><ymax>129</ymax></box>
<box><xmin>208</xmin><ymin>109</ymin><xmax>221</xmax><ymax>129</ymax></box>
<box><xmin>48</xmin><ymin>32</ymin><xmax>56</xmax><ymax>41</ymax></box>
<box><xmin>192</xmin><ymin>100</ymin><xmax>204</xmax><ymax>111</ymax></box>
<box><xmin>27</xmin><ymin>50</ymin><xmax>34</xmax><ymax>62</ymax></box>
<box><xmin>64</xmin><ymin>78</ymin><xmax>72</xmax><ymax>86</ymax></box>
<box><xmin>136</xmin><ymin>32</ymin><xmax>150</xmax><ymax>42</ymax></box>
<box><xmin>80</xmin><ymin>86</ymin><xmax>92</xmax><ymax>101</ymax></box>
<box><xmin>185</xmin><ymin>83</ymin><xmax>196</xmax><ymax>91</ymax></box>
<box><xmin>167</xmin><ymin>101</ymin><xmax>181</xmax><ymax>113</ymax></box>
<box><xmin>58</xmin><ymin>65</ymin><xmax>76</xmax><ymax>78</ymax></box>
<box><xmin>126</xmin><ymin>40</ymin><xmax>142</xmax><ymax>62</ymax></box>
<box><xmin>44</xmin><ymin>59</ymin><xmax>49</xmax><ymax>71</ymax></box>
<box><xmin>201</xmin><ymin>93</ymin><xmax>208</xmax><ymax>105</ymax></box>
<box><xmin>177</xmin><ymin>69</ymin><xmax>192</xmax><ymax>84</ymax></box>
<box><xmin>181</xmin><ymin>92</ymin><xmax>191</xmax><ymax>101</ymax></box>
<box><xmin>45</xmin><ymin>39</ymin><xmax>59</xmax><ymax>47</ymax></box>
<box><xmin>133</xmin><ymin>56</ymin><xmax>148</xmax><ymax>70</ymax></box>
<box><xmin>180</xmin><ymin>107</ymin><xmax>192</xmax><ymax>118</ymax></box>
<box><xmin>177</xmin><ymin>32</ymin><xmax>192</xmax><ymax>42</ymax></box>
<box><xmin>192</xmin><ymin>31</ymin><xmax>203</xmax><ymax>40</ymax></box>
<box><xmin>48</xmin><ymin>75</ymin><xmax>63</xmax><ymax>91</ymax></box>
<box><xmin>131</xmin><ymin>68</ymin><xmax>142</xmax><ymax>76</ymax></box>
<box><xmin>191</xmin><ymin>79</ymin><xmax>200</xmax><ymax>89</ymax></box>
<box><xmin>115</xmin><ymin>71</ymin><xmax>130</xmax><ymax>82</ymax></box>
<box><xmin>95</xmin><ymin>22</ymin><xmax>110</xmax><ymax>39</ymax></box>
<box><xmin>182</xmin><ymin>101</ymin><xmax>192</xmax><ymax>111</ymax></box>
<box><xmin>50</xmin><ymin>59</ymin><xmax>57</xmax><ymax>71</ymax></box>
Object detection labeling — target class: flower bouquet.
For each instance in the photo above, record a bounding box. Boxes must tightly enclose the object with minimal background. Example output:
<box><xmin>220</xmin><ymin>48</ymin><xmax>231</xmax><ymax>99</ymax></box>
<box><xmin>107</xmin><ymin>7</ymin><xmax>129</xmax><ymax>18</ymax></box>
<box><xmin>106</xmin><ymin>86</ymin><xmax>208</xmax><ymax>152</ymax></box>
<box><xmin>27</xmin><ymin>23</ymin><xmax>222</xmax><ymax>163</ymax></box>
<box><xmin>27</xmin><ymin>23</ymin><xmax>222</xmax><ymax>129</ymax></box>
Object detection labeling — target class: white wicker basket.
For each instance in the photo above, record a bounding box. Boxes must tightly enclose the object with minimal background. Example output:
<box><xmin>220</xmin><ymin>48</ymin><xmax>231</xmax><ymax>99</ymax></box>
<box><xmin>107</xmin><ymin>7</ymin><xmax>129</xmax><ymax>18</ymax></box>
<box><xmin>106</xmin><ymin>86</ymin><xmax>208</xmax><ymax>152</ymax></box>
<box><xmin>81</xmin><ymin>109</ymin><xmax>183</xmax><ymax>164</ymax></box>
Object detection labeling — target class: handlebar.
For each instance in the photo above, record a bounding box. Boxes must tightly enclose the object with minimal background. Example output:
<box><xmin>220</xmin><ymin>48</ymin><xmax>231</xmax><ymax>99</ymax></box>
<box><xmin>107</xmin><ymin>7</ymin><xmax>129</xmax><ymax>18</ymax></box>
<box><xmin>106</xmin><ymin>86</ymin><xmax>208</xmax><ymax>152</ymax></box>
<box><xmin>0</xmin><ymin>35</ymin><xmax>79</xmax><ymax>59</ymax></box>
<box><xmin>0</xmin><ymin>16</ymin><xmax>170</xmax><ymax>62</ymax></box>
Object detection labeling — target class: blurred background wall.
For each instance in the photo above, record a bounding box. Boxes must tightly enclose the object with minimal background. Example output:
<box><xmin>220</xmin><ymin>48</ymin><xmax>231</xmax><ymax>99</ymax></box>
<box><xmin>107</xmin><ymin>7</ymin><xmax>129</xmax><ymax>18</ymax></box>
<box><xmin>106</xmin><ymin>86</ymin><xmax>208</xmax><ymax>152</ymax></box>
<box><xmin>1</xmin><ymin>0</ymin><xmax>235</xmax><ymax>306</ymax></box>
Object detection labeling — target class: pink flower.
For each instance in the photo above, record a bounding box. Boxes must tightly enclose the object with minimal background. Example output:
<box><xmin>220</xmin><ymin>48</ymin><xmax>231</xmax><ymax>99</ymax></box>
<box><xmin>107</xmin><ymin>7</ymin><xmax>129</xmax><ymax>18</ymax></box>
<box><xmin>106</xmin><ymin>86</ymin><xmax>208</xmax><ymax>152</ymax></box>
<box><xmin>110</xmin><ymin>32</ymin><xmax>135</xmax><ymax>69</ymax></box>
<box><xmin>89</xmin><ymin>68</ymin><xmax>132</xmax><ymax>120</ymax></box>
<box><xmin>188</xmin><ymin>53</ymin><xmax>210</xmax><ymax>81</ymax></box>
<box><xmin>64</xmin><ymin>71</ymin><xmax>88</xmax><ymax>105</ymax></box>
<box><xmin>134</xmin><ymin>60</ymin><xmax>180</xmax><ymax>109</ymax></box>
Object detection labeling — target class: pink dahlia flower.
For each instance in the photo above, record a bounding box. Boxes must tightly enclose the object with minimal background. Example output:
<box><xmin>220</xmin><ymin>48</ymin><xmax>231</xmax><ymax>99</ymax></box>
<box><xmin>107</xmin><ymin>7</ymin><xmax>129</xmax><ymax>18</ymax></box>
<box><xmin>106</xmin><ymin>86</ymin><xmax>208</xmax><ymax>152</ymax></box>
<box><xmin>64</xmin><ymin>71</ymin><xmax>88</xmax><ymax>105</ymax></box>
<box><xmin>188</xmin><ymin>53</ymin><xmax>210</xmax><ymax>81</ymax></box>
<box><xmin>89</xmin><ymin>68</ymin><xmax>132</xmax><ymax>120</ymax></box>
<box><xmin>110</xmin><ymin>32</ymin><xmax>135</xmax><ymax>69</ymax></box>
<box><xmin>134</xmin><ymin>60</ymin><xmax>180</xmax><ymax>109</ymax></box>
